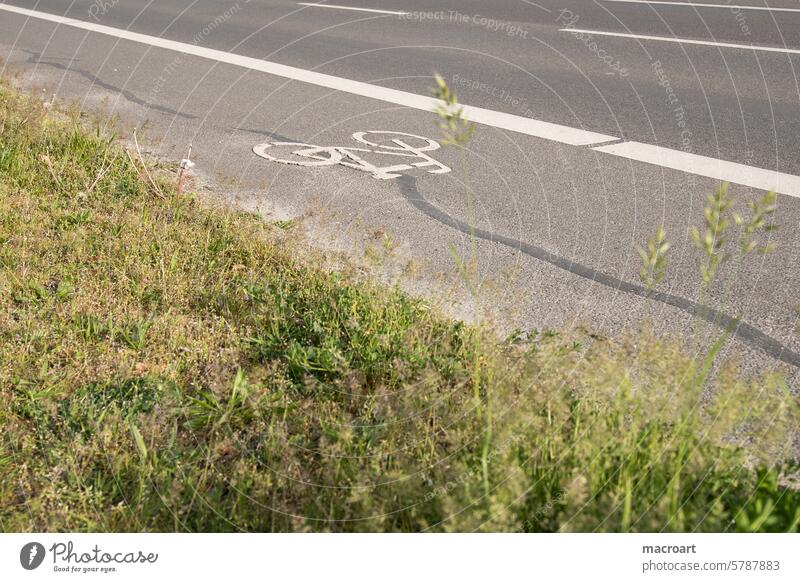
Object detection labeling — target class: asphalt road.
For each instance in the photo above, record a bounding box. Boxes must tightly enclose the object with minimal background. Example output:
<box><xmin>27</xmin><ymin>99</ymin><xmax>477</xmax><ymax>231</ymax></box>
<box><xmin>1</xmin><ymin>0</ymin><xmax>799</xmax><ymax>376</ymax></box>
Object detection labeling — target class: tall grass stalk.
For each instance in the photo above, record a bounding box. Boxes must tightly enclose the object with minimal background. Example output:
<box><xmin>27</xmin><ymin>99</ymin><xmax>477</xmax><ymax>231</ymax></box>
<box><xmin>433</xmin><ymin>75</ymin><xmax>494</xmax><ymax>512</ymax></box>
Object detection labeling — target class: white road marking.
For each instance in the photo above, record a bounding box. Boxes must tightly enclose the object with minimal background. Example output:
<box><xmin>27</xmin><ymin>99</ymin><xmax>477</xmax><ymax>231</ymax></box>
<box><xmin>297</xmin><ymin>3</ymin><xmax>408</xmax><ymax>16</ymax></box>
<box><xmin>4</xmin><ymin>4</ymin><xmax>800</xmax><ymax>197</ymax></box>
<box><xmin>602</xmin><ymin>0</ymin><xmax>800</xmax><ymax>13</ymax></box>
<box><xmin>559</xmin><ymin>27</ymin><xmax>800</xmax><ymax>55</ymax></box>
<box><xmin>0</xmin><ymin>3</ymin><xmax>615</xmax><ymax>147</ymax></box>
<box><xmin>593</xmin><ymin>141</ymin><xmax>800</xmax><ymax>197</ymax></box>
<box><xmin>253</xmin><ymin>131</ymin><xmax>451</xmax><ymax>179</ymax></box>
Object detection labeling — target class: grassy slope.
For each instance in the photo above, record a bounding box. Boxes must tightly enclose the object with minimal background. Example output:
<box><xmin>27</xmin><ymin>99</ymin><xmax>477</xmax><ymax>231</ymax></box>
<box><xmin>0</xmin><ymin>82</ymin><xmax>798</xmax><ymax>532</ymax></box>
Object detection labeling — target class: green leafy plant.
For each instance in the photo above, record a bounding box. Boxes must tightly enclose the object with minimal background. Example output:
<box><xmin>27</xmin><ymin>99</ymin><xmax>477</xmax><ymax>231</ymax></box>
<box><xmin>433</xmin><ymin>74</ymin><xmax>475</xmax><ymax>147</ymax></box>
<box><xmin>433</xmin><ymin>74</ymin><xmax>479</xmax><ymax>294</ymax></box>
<box><xmin>690</xmin><ymin>183</ymin><xmax>736</xmax><ymax>286</ymax></box>
<box><xmin>690</xmin><ymin>184</ymin><xmax>777</xmax><ymax>288</ymax></box>
<box><xmin>738</xmin><ymin>190</ymin><xmax>777</xmax><ymax>256</ymax></box>
<box><xmin>432</xmin><ymin>75</ymin><xmax>494</xmax><ymax>511</ymax></box>
<box><xmin>638</xmin><ymin>226</ymin><xmax>670</xmax><ymax>290</ymax></box>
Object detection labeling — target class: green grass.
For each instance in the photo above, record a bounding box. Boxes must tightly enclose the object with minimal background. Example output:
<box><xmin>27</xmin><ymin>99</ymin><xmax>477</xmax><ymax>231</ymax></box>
<box><xmin>0</xmin><ymin>81</ymin><xmax>798</xmax><ymax>532</ymax></box>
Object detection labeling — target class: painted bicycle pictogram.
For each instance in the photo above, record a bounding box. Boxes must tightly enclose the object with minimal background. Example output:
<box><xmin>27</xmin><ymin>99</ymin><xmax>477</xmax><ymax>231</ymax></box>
<box><xmin>252</xmin><ymin>131</ymin><xmax>452</xmax><ymax>180</ymax></box>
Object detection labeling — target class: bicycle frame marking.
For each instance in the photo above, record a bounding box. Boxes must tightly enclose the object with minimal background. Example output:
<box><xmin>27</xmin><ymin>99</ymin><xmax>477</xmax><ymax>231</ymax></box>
<box><xmin>252</xmin><ymin>131</ymin><xmax>452</xmax><ymax>180</ymax></box>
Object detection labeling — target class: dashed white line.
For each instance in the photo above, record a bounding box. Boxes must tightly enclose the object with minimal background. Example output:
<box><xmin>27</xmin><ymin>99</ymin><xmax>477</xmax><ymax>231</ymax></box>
<box><xmin>593</xmin><ymin>141</ymin><xmax>800</xmax><ymax>197</ymax></box>
<box><xmin>297</xmin><ymin>3</ymin><xmax>408</xmax><ymax>16</ymax></box>
<box><xmin>602</xmin><ymin>0</ymin><xmax>800</xmax><ymax>13</ymax></box>
<box><xmin>559</xmin><ymin>27</ymin><xmax>800</xmax><ymax>55</ymax></box>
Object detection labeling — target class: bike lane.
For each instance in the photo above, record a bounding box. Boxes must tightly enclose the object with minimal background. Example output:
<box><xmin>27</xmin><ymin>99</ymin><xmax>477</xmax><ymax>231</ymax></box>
<box><xmin>3</xmin><ymin>10</ymin><xmax>798</xmax><ymax>375</ymax></box>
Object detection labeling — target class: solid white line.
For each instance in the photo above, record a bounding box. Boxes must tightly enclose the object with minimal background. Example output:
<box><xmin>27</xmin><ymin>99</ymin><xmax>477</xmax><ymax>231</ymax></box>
<box><xmin>593</xmin><ymin>141</ymin><xmax>800</xmax><ymax>197</ymax></box>
<box><xmin>602</xmin><ymin>0</ymin><xmax>800</xmax><ymax>13</ymax></box>
<box><xmin>297</xmin><ymin>3</ymin><xmax>408</xmax><ymax>16</ymax></box>
<box><xmin>559</xmin><ymin>27</ymin><xmax>800</xmax><ymax>54</ymax></box>
<box><xmin>0</xmin><ymin>3</ymin><xmax>615</xmax><ymax>146</ymax></box>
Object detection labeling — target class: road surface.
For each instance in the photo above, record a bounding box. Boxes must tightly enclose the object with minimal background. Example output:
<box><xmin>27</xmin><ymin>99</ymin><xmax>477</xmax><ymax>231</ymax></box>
<box><xmin>1</xmin><ymin>0</ymin><xmax>799</xmax><ymax>375</ymax></box>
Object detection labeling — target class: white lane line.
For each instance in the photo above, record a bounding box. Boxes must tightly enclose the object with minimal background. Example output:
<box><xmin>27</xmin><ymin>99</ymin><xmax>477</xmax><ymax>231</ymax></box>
<box><xmin>593</xmin><ymin>141</ymin><xmax>800</xmax><ymax>197</ymax></box>
<box><xmin>602</xmin><ymin>0</ymin><xmax>800</xmax><ymax>13</ymax></box>
<box><xmin>297</xmin><ymin>3</ymin><xmax>407</xmax><ymax>16</ymax></box>
<box><xmin>559</xmin><ymin>27</ymin><xmax>800</xmax><ymax>54</ymax></box>
<box><xmin>0</xmin><ymin>3</ymin><xmax>614</xmax><ymax>146</ymax></box>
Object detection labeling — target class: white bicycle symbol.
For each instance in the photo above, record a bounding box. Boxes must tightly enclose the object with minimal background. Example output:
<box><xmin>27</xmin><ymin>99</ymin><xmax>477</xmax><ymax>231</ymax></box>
<box><xmin>252</xmin><ymin>131</ymin><xmax>452</xmax><ymax>180</ymax></box>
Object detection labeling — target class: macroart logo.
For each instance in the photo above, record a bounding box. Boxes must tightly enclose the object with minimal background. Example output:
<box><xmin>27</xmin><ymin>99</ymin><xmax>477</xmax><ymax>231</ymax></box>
<box><xmin>20</xmin><ymin>542</ymin><xmax>46</xmax><ymax>570</ymax></box>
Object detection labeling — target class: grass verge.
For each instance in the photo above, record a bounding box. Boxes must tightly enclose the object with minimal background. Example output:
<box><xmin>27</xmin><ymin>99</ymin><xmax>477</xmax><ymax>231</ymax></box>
<box><xmin>1</xmin><ymin>81</ymin><xmax>798</xmax><ymax>532</ymax></box>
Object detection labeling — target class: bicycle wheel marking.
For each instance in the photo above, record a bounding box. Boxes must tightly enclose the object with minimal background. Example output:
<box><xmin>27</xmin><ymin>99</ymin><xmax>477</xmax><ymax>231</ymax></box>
<box><xmin>252</xmin><ymin>131</ymin><xmax>451</xmax><ymax>180</ymax></box>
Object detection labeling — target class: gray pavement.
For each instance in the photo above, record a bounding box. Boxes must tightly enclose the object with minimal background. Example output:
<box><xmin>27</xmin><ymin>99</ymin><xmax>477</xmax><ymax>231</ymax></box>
<box><xmin>1</xmin><ymin>0</ymin><xmax>798</xmax><ymax>377</ymax></box>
